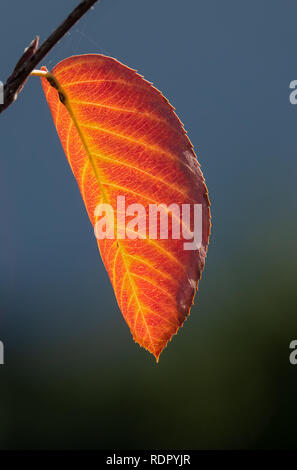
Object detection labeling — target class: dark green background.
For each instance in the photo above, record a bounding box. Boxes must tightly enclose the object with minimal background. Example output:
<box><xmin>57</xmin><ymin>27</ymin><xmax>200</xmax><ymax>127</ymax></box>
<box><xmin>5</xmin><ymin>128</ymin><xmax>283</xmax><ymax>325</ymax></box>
<box><xmin>0</xmin><ymin>0</ymin><xmax>297</xmax><ymax>449</ymax></box>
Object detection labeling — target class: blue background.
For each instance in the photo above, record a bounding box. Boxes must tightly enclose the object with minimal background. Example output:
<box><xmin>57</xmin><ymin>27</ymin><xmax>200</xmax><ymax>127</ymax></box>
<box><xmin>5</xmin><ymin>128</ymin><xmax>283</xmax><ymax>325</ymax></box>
<box><xmin>0</xmin><ymin>0</ymin><xmax>297</xmax><ymax>449</ymax></box>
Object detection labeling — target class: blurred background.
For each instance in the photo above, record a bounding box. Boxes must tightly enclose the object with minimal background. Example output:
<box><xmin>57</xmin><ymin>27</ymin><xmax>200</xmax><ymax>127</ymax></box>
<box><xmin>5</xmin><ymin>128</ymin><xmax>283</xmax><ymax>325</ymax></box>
<box><xmin>0</xmin><ymin>0</ymin><xmax>297</xmax><ymax>450</ymax></box>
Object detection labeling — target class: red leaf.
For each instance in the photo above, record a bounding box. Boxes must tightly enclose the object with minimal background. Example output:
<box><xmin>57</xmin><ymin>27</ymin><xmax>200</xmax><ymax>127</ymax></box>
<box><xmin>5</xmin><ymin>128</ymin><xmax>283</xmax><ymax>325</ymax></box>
<box><xmin>40</xmin><ymin>55</ymin><xmax>211</xmax><ymax>361</ymax></box>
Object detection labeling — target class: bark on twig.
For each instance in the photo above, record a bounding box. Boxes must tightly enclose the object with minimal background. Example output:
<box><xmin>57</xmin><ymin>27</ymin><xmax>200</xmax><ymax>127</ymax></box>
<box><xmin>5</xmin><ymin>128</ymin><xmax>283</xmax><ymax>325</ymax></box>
<box><xmin>0</xmin><ymin>0</ymin><xmax>98</xmax><ymax>114</ymax></box>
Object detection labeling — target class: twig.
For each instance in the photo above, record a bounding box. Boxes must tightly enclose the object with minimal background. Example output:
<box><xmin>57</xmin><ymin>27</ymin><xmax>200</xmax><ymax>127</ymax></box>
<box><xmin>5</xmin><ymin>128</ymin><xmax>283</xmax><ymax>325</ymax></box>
<box><xmin>0</xmin><ymin>0</ymin><xmax>98</xmax><ymax>114</ymax></box>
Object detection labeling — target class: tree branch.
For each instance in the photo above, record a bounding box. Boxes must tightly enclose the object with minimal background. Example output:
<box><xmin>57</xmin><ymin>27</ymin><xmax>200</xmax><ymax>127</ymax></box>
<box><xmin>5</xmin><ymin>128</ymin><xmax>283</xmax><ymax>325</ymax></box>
<box><xmin>0</xmin><ymin>0</ymin><xmax>99</xmax><ymax>114</ymax></box>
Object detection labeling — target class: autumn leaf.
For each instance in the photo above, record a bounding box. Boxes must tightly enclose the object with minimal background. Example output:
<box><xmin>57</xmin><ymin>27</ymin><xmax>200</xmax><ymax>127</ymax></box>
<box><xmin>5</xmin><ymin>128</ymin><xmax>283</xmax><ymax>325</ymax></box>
<box><xmin>38</xmin><ymin>54</ymin><xmax>211</xmax><ymax>361</ymax></box>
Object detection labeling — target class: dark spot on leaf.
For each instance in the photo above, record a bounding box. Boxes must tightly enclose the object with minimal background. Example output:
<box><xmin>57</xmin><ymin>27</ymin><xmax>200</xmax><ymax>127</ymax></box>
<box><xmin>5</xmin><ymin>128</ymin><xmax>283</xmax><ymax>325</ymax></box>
<box><xmin>58</xmin><ymin>92</ymin><xmax>66</xmax><ymax>104</ymax></box>
<box><xmin>46</xmin><ymin>77</ymin><xmax>58</xmax><ymax>89</ymax></box>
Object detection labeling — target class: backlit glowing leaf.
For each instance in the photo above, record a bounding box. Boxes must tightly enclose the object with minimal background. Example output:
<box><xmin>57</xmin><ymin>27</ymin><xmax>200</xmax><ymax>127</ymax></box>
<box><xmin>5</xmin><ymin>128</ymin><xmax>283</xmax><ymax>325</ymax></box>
<box><xmin>40</xmin><ymin>54</ymin><xmax>211</xmax><ymax>361</ymax></box>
